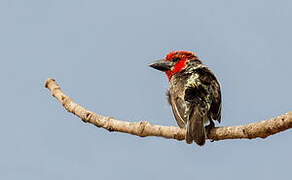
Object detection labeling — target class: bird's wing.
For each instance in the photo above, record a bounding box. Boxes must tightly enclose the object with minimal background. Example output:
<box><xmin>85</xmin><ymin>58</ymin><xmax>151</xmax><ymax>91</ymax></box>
<box><xmin>195</xmin><ymin>66</ymin><xmax>222</xmax><ymax>123</ymax></box>
<box><xmin>210</xmin><ymin>77</ymin><xmax>221</xmax><ymax>122</ymax></box>
<box><xmin>167</xmin><ymin>89</ymin><xmax>188</xmax><ymax>128</ymax></box>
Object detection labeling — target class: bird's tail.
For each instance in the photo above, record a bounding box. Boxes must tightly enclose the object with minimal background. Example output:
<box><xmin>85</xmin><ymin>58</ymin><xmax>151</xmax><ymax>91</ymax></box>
<box><xmin>186</xmin><ymin>105</ymin><xmax>206</xmax><ymax>146</ymax></box>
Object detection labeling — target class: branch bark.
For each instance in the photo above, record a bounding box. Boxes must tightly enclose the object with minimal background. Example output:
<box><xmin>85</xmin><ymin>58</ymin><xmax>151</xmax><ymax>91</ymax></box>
<box><xmin>45</xmin><ymin>78</ymin><xmax>292</xmax><ymax>142</ymax></box>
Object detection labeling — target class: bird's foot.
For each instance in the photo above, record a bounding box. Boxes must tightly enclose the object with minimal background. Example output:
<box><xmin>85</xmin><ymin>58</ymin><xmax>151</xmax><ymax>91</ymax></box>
<box><xmin>205</xmin><ymin>121</ymin><xmax>215</xmax><ymax>142</ymax></box>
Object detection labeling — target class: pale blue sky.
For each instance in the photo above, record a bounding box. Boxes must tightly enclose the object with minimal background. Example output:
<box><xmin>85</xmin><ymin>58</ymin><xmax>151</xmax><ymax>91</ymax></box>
<box><xmin>0</xmin><ymin>0</ymin><xmax>291</xmax><ymax>179</ymax></box>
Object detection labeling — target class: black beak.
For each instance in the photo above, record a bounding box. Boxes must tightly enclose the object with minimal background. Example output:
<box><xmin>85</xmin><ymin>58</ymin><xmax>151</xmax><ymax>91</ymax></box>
<box><xmin>149</xmin><ymin>59</ymin><xmax>173</xmax><ymax>72</ymax></box>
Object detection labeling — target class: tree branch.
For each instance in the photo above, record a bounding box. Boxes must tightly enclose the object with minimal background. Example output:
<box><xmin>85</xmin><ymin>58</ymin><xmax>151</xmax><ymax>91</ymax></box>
<box><xmin>45</xmin><ymin>78</ymin><xmax>292</xmax><ymax>142</ymax></box>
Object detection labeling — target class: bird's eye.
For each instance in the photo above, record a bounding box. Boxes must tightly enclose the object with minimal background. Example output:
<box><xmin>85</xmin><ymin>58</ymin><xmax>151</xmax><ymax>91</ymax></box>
<box><xmin>172</xmin><ymin>57</ymin><xmax>180</xmax><ymax>62</ymax></box>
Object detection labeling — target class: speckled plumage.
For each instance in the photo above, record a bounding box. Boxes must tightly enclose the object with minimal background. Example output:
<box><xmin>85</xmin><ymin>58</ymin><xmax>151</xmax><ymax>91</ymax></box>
<box><xmin>150</xmin><ymin>51</ymin><xmax>221</xmax><ymax>146</ymax></box>
<box><xmin>168</xmin><ymin>61</ymin><xmax>221</xmax><ymax>145</ymax></box>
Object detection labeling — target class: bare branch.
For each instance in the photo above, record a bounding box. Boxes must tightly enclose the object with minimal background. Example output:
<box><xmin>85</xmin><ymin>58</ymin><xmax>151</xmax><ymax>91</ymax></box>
<box><xmin>45</xmin><ymin>78</ymin><xmax>292</xmax><ymax>142</ymax></box>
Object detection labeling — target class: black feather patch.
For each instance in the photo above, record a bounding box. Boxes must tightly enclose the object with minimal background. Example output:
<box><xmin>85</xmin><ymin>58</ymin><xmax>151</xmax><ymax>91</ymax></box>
<box><xmin>184</xmin><ymin>85</ymin><xmax>207</xmax><ymax>103</ymax></box>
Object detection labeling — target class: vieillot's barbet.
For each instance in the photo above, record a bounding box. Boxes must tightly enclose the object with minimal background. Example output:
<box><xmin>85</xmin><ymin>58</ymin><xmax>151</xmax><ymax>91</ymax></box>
<box><xmin>149</xmin><ymin>51</ymin><xmax>222</xmax><ymax>146</ymax></box>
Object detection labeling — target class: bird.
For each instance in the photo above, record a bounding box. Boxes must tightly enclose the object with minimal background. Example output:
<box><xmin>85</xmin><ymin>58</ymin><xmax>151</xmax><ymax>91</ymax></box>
<box><xmin>149</xmin><ymin>50</ymin><xmax>221</xmax><ymax>146</ymax></box>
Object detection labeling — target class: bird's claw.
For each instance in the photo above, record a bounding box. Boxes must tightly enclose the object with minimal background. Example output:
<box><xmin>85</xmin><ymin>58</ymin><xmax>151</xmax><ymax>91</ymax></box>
<box><xmin>205</xmin><ymin>121</ymin><xmax>215</xmax><ymax>142</ymax></box>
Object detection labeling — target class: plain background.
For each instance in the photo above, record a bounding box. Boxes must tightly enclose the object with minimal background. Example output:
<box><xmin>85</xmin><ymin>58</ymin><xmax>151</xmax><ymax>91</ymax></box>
<box><xmin>0</xmin><ymin>0</ymin><xmax>291</xmax><ymax>179</ymax></box>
